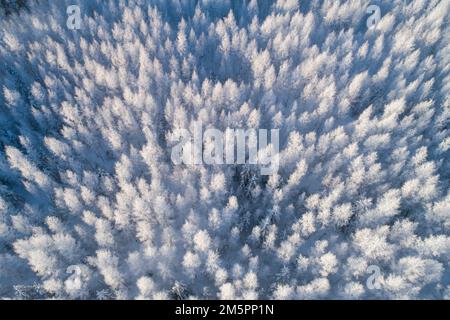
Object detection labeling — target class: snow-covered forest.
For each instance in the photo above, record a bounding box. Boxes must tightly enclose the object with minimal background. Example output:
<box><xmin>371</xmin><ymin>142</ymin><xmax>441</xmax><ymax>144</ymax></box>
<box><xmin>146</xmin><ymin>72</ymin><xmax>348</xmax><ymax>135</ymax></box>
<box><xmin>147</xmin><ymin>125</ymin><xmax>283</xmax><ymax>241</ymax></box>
<box><xmin>0</xmin><ymin>0</ymin><xmax>449</xmax><ymax>299</ymax></box>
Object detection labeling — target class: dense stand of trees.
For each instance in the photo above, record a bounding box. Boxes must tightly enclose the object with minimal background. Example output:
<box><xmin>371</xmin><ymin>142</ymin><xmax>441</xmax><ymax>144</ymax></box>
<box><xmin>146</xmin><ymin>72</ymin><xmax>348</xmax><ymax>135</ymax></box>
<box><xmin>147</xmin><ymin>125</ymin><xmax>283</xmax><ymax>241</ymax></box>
<box><xmin>0</xmin><ymin>0</ymin><xmax>449</xmax><ymax>299</ymax></box>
